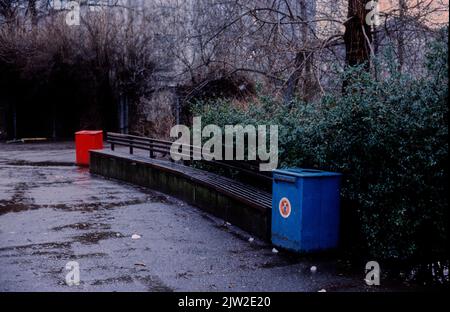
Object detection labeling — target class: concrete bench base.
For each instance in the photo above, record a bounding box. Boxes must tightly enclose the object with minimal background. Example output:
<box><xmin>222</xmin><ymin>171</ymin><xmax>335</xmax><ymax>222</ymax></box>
<box><xmin>90</xmin><ymin>150</ymin><xmax>272</xmax><ymax>239</ymax></box>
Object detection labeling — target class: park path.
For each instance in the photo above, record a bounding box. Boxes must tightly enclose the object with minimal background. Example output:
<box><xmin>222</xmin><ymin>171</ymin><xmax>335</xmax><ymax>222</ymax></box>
<box><xmin>0</xmin><ymin>142</ymin><xmax>388</xmax><ymax>292</ymax></box>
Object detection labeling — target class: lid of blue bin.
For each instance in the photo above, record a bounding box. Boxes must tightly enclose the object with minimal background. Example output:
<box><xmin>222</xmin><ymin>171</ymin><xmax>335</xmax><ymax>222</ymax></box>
<box><xmin>273</xmin><ymin>168</ymin><xmax>342</xmax><ymax>178</ymax></box>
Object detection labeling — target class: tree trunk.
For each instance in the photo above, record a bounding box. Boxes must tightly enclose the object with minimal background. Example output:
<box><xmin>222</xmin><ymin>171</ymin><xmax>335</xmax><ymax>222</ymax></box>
<box><xmin>343</xmin><ymin>0</ymin><xmax>372</xmax><ymax>91</ymax></box>
<box><xmin>300</xmin><ymin>0</ymin><xmax>316</xmax><ymax>102</ymax></box>
<box><xmin>344</xmin><ymin>0</ymin><xmax>372</xmax><ymax>68</ymax></box>
<box><xmin>284</xmin><ymin>52</ymin><xmax>305</xmax><ymax>104</ymax></box>
<box><xmin>283</xmin><ymin>0</ymin><xmax>316</xmax><ymax>104</ymax></box>
<box><xmin>28</xmin><ymin>0</ymin><xmax>38</xmax><ymax>26</ymax></box>
<box><xmin>398</xmin><ymin>0</ymin><xmax>407</xmax><ymax>72</ymax></box>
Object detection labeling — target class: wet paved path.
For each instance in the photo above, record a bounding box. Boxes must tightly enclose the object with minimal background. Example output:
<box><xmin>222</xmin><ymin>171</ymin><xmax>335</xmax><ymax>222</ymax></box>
<box><xmin>0</xmin><ymin>142</ymin><xmax>389</xmax><ymax>292</ymax></box>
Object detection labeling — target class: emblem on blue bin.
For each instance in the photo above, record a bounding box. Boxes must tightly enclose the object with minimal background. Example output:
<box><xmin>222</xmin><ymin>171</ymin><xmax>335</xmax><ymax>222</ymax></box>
<box><xmin>279</xmin><ymin>197</ymin><xmax>292</xmax><ymax>219</ymax></box>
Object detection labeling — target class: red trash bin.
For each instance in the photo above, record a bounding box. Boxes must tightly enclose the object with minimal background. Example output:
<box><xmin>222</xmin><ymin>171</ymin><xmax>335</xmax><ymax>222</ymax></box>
<box><xmin>75</xmin><ymin>130</ymin><xmax>104</xmax><ymax>166</ymax></box>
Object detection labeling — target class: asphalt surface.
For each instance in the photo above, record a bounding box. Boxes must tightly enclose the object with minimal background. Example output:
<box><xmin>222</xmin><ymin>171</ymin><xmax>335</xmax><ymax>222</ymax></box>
<box><xmin>0</xmin><ymin>142</ymin><xmax>401</xmax><ymax>292</ymax></box>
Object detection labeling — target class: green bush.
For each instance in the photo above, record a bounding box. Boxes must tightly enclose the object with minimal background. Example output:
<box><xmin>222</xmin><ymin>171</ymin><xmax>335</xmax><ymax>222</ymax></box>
<box><xmin>192</xmin><ymin>28</ymin><xmax>448</xmax><ymax>265</ymax></box>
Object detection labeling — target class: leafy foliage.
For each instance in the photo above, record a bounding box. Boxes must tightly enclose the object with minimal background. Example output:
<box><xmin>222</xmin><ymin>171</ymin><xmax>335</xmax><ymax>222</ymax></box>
<box><xmin>193</xmin><ymin>27</ymin><xmax>448</xmax><ymax>263</ymax></box>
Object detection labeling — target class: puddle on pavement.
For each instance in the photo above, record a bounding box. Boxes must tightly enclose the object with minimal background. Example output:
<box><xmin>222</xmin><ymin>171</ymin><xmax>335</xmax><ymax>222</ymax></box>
<box><xmin>135</xmin><ymin>275</ymin><xmax>174</xmax><ymax>292</ymax></box>
<box><xmin>45</xmin><ymin>199</ymin><xmax>155</xmax><ymax>212</ymax></box>
<box><xmin>30</xmin><ymin>250</ymin><xmax>75</xmax><ymax>260</ymax></box>
<box><xmin>90</xmin><ymin>275</ymin><xmax>134</xmax><ymax>286</ymax></box>
<box><xmin>71</xmin><ymin>231</ymin><xmax>123</xmax><ymax>245</ymax></box>
<box><xmin>0</xmin><ymin>242</ymin><xmax>73</xmax><ymax>259</ymax></box>
<box><xmin>88</xmin><ymin>274</ymin><xmax>174</xmax><ymax>292</ymax></box>
<box><xmin>0</xmin><ymin>197</ymin><xmax>159</xmax><ymax>216</ymax></box>
<box><xmin>5</xmin><ymin>161</ymin><xmax>75</xmax><ymax>167</ymax></box>
<box><xmin>0</xmin><ymin>200</ymin><xmax>39</xmax><ymax>216</ymax></box>
<box><xmin>52</xmin><ymin>222</ymin><xmax>111</xmax><ymax>232</ymax></box>
<box><xmin>0</xmin><ymin>182</ymin><xmax>38</xmax><ymax>216</ymax></box>
<box><xmin>76</xmin><ymin>252</ymin><xmax>108</xmax><ymax>259</ymax></box>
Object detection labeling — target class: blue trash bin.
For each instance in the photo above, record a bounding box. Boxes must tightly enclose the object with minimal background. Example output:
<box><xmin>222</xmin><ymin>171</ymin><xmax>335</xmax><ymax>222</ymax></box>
<box><xmin>271</xmin><ymin>169</ymin><xmax>342</xmax><ymax>253</ymax></box>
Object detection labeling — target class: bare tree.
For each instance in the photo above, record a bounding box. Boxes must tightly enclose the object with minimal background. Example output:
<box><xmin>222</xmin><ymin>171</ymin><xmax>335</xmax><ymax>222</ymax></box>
<box><xmin>27</xmin><ymin>0</ymin><xmax>37</xmax><ymax>26</ymax></box>
<box><xmin>344</xmin><ymin>0</ymin><xmax>372</xmax><ymax>68</ymax></box>
<box><xmin>0</xmin><ymin>0</ymin><xmax>448</xmax><ymax>138</ymax></box>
